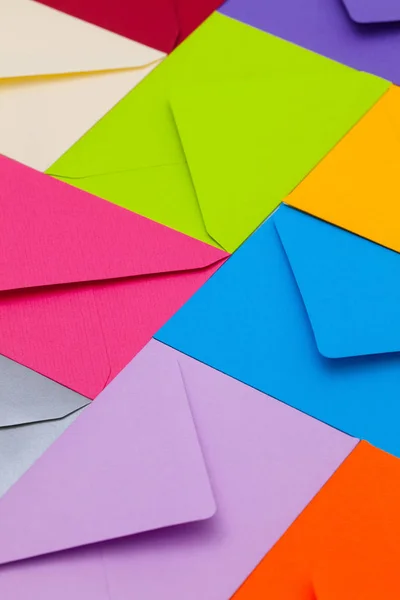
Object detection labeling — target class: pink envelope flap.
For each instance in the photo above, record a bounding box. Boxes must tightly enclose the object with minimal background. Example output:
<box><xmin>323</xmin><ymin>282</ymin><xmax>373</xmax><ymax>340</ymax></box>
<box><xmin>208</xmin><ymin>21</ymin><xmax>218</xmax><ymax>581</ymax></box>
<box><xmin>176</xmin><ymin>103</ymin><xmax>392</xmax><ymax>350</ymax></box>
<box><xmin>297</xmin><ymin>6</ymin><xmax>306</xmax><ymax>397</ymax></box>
<box><xmin>0</xmin><ymin>340</ymin><xmax>216</xmax><ymax>564</ymax></box>
<box><xmin>0</xmin><ymin>156</ymin><xmax>228</xmax><ymax>292</ymax></box>
<box><xmin>341</xmin><ymin>0</ymin><xmax>400</xmax><ymax>24</ymax></box>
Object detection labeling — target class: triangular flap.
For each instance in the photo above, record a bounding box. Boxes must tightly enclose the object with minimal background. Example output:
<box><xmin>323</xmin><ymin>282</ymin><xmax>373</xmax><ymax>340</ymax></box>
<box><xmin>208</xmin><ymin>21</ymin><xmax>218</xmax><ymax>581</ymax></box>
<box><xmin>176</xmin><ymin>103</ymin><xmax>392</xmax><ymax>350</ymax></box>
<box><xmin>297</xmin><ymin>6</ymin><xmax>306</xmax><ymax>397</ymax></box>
<box><xmin>286</xmin><ymin>86</ymin><xmax>400</xmax><ymax>255</ymax></box>
<box><xmin>0</xmin><ymin>339</ymin><xmax>216</xmax><ymax>564</ymax></box>
<box><xmin>0</xmin><ymin>157</ymin><xmax>227</xmax><ymax>292</ymax></box>
<box><xmin>0</xmin><ymin>355</ymin><xmax>89</xmax><ymax>427</ymax></box>
<box><xmin>34</xmin><ymin>0</ymin><xmax>179</xmax><ymax>54</ymax></box>
<box><xmin>169</xmin><ymin>70</ymin><xmax>388</xmax><ymax>253</ymax></box>
<box><xmin>341</xmin><ymin>0</ymin><xmax>400</xmax><ymax>24</ymax></box>
<box><xmin>274</xmin><ymin>205</ymin><xmax>400</xmax><ymax>359</ymax></box>
<box><xmin>0</xmin><ymin>0</ymin><xmax>164</xmax><ymax>79</ymax></box>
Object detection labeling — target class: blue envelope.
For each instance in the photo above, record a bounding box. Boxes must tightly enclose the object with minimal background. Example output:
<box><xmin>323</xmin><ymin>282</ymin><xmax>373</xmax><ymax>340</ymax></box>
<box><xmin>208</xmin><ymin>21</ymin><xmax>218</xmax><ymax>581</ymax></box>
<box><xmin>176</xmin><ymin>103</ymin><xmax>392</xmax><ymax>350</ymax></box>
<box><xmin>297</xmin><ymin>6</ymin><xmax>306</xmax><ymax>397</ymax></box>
<box><xmin>156</xmin><ymin>205</ymin><xmax>400</xmax><ymax>457</ymax></box>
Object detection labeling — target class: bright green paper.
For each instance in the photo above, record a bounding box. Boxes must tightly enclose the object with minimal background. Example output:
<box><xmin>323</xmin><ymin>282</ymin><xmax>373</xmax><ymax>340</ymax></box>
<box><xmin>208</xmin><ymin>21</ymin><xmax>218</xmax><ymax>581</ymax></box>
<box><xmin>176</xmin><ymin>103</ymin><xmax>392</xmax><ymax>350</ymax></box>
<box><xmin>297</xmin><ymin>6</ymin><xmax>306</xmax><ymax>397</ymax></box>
<box><xmin>48</xmin><ymin>13</ymin><xmax>390</xmax><ymax>252</ymax></box>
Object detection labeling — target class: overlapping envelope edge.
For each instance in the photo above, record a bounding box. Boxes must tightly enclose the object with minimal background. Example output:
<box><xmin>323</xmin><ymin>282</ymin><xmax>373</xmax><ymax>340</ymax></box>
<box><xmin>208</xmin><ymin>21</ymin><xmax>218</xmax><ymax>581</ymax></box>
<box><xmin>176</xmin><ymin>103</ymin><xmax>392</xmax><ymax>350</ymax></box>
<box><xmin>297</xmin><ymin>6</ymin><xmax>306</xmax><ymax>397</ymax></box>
<box><xmin>273</xmin><ymin>203</ymin><xmax>400</xmax><ymax>360</ymax></box>
<box><xmin>285</xmin><ymin>84</ymin><xmax>400</xmax><ymax>255</ymax></box>
<box><xmin>0</xmin><ymin>0</ymin><xmax>166</xmax><ymax>80</ymax></box>
<box><xmin>232</xmin><ymin>441</ymin><xmax>400</xmax><ymax>599</ymax></box>
<box><xmin>169</xmin><ymin>76</ymin><xmax>390</xmax><ymax>252</ymax></box>
<box><xmin>0</xmin><ymin>340</ymin><xmax>218</xmax><ymax>566</ymax></box>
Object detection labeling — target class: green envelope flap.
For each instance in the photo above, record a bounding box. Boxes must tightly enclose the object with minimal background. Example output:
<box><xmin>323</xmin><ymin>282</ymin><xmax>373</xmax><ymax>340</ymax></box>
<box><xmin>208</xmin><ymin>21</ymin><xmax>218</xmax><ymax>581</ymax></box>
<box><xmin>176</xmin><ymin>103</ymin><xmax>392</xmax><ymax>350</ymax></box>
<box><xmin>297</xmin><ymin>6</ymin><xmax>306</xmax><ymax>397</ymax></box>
<box><xmin>47</xmin><ymin>12</ymin><xmax>389</xmax><ymax>252</ymax></box>
<box><xmin>169</xmin><ymin>70</ymin><xmax>389</xmax><ymax>252</ymax></box>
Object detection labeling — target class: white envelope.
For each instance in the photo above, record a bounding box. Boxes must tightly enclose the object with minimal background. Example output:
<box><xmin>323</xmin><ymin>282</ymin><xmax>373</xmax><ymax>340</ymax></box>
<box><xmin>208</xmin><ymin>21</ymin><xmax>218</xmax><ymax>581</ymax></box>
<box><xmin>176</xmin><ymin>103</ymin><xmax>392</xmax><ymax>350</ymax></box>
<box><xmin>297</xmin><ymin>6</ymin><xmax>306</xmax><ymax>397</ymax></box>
<box><xmin>0</xmin><ymin>0</ymin><xmax>164</xmax><ymax>171</ymax></box>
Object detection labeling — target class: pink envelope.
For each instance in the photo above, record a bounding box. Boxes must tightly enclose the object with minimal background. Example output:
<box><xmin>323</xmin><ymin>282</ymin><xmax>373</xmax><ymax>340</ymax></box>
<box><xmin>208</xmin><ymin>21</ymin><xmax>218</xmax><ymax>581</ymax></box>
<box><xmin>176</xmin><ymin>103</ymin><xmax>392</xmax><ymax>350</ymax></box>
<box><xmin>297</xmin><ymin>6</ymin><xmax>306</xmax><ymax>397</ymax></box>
<box><xmin>0</xmin><ymin>156</ymin><xmax>227</xmax><ymax>398</ymax></box>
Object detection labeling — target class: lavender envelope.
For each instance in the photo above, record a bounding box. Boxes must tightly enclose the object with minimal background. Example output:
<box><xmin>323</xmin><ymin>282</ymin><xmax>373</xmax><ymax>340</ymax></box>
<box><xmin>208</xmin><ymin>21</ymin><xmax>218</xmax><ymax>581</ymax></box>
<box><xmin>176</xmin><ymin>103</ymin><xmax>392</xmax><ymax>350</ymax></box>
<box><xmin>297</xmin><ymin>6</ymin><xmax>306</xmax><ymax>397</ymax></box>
<box><xmin>220</xmin><ymin>0</ymin><xmax>400</xmax><ymax>83</ymax></box>
<box><xmin>0</xmin><ymin>340</ymin><xmax>357</xmax><ymax>599</ymax></box>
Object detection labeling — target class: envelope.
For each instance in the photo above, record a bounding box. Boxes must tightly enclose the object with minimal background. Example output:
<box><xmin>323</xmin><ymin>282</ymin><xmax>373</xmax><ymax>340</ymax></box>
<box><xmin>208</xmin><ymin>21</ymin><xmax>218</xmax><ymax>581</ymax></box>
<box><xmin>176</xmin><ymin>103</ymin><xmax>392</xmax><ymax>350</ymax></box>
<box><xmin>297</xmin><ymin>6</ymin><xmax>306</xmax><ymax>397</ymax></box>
<box><xmin>34</xmin><ymin>0</ymin><xmax>226</xmax><ymax>53</ymax></box>
<box><xmin>233</xmin><ymin>442</ymin><xmax>400</xmax><ymax>599</ymax></box>
<box><xmin>286</xmin><ymin>85</ymin><xmax>400</xmax><ymax>255</ymax></box>
<box><xmin>220</xmin><ymin>0</ymin><xmax>400</xmax><ymax>83</ymax></box>
<box><xmin>0</xmin><ymin>0</ymin><xmax>164</xmax><ymax>172</ymax></box>
<box><xmin>46</xmin><ymin>12</ymin><xmax>389</xmax><ymax>253</ymax></box>
<box><xmin>157</xmin><ymin>204</ymin><xmax>400</xmax><ymax>458</ymax></box>
<box><xmin>342</xmin><ymin>0</ymin><xmax>400</xmax><ymax>23</ymax></box>
<box><xmin>0</xmin><ymin>355</ymin><xmax>89</xmax><ymax>498</ymax></box>
<box><xmin>0</xmin><ymin>155</ymin><xmax>227</xmax><ymax>399</ymax></box>
<box><xmin>0</xmin><ymin>339</ymin><xmax>357</xmax><ymax>599</ymax></box>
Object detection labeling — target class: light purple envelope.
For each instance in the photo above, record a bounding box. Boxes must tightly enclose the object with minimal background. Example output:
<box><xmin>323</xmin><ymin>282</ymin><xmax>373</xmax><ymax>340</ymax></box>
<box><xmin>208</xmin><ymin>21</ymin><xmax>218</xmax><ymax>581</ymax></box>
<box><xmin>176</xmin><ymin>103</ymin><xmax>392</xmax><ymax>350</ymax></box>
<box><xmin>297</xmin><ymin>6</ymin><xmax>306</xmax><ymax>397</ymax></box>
<box><xmin>220</xmin><ymin>0</ymin><xmax>400</xmax><ymax>83</ymax></box>
<box><xmin>0</xmin><ymin>340</ymin><xmax>358</xmax><ymax>599</ymax></box>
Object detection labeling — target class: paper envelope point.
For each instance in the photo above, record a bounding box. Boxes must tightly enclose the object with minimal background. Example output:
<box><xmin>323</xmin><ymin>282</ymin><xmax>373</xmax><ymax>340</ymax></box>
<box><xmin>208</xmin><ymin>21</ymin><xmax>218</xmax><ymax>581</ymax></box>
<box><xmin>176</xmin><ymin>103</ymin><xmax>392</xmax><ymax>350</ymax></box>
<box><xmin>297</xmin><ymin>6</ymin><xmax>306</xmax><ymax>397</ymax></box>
<box><xmin>0</xmin><ymin>354</ymin><xmax>89</xmax><ymax>498</ymax></box>
<box><xmin>274</xmin><ymin>205</ymin><xmax>400</xmax><ymax>359</ymax></box>
<box><xmin>0</xmin><ymin>340</ymin><xmax>216</xmax><ymax>564</ymax></box>
<box><xmin>34</xmin><ymin>0</ymin><xmax>226</xmax><ymax>53</ymax></box>
<box><xmin>0</xmin><ymin>156</ymin><xmax>227</xmax><ymax>399</ymax></box>
<box><xmin>156</xmin><ymin>205</ymin><xmax>400</xmax><ymax>458</ymax></box>
<box><xmin>169</xmin><ymin>71</ymin><xmax>389</xmax><ymax>252</ymax></box>
<box><xmin>0</xmin><ymin>340</ymin><xmax>357</xmax><ymax>599</ymax></box>
<box><xmin>47</xmin><ymin>12</ymin><xmax>389</xmax><ymax>252</ymax></box>
<box><xmin>287</xmin><ymin>85</ymin><xmax>400</xmax><ymax>255</ymax></box>
<box><xmin>233</xmin><ymin>442</ymin><xmax>400</xmax><ymax>600</ymax></box>
<box><xmin>0</xmin><ymin>0</ymin><xmax>165</xmax><ymax>171</ymax></box>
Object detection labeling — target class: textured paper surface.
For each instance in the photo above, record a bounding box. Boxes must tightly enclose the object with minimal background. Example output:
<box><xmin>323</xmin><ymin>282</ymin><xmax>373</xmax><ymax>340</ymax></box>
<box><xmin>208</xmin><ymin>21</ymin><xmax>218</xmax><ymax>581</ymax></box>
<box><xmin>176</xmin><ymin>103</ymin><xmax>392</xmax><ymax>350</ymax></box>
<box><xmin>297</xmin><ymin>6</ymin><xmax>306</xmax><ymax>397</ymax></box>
<box><xmin>233</xmin><ymin>443</ymin><xmax>400</xmax><ymax>599</ymax></box>
<box><xmin>47</xmin><ymin>12</ymin><xmax>388</xmax><ymax>251</ymax></box>
<box><xmin>220</xmin><ymin>0</ymin><xmax>400</xmax><ymax>83</ymax></box>
<box><xmin>0</xmin><ymin>340</ymin><xmax>357</xmax><ymax>599</ymax></box>
<box><xmin>157</xmin><ymin>206</ymin><xmax>400</xmax><ymax>458</ymax></box>
<box><xmin>0</xmin><ymin>0</ymin><xmax>164</xmax><ymax>170</ymax></box>
<box><xmin>0</xmin><ymin>156</ymin><xmax>227</xmax><ymax>399</ymax></box>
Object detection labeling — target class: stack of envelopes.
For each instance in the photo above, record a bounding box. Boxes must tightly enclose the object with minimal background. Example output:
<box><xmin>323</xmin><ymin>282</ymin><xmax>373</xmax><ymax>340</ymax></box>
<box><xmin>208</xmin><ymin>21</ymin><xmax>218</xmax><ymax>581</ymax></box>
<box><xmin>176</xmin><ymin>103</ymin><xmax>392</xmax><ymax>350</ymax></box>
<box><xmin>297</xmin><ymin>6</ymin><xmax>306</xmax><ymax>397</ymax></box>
<box><xmin>1</xmin><ymin>0</ymin><xmax>400</xmax><ymax>597</ymax></box>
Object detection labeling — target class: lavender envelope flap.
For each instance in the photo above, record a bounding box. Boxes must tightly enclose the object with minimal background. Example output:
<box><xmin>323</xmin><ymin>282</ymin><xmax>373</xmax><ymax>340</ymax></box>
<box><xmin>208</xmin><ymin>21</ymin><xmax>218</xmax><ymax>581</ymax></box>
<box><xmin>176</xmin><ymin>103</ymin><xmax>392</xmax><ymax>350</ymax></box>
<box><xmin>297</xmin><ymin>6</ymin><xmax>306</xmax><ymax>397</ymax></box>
<box><xmin>0</xmin><ymin>341</ymin><xmax>216</xmax><ymax>565</ymax></box>
<box><xmin>341</xmin><ymin>0</ymin><xmax>400</xmax><ymax>24</ymax></box>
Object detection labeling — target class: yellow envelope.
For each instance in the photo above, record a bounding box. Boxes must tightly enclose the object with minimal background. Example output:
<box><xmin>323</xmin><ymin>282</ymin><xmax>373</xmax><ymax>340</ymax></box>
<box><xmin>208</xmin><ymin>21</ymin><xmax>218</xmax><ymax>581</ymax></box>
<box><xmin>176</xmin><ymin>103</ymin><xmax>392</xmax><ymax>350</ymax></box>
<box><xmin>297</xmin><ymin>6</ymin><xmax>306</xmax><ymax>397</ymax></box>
<box><xmin>287</xmin><ymin>85</ymin><xmax>400</xmax><ymax>252</ymax></box>
<box><xmin>0</xmin><ymin>0</ymin><xmax>164</xmax><ymax>171</ymax></box>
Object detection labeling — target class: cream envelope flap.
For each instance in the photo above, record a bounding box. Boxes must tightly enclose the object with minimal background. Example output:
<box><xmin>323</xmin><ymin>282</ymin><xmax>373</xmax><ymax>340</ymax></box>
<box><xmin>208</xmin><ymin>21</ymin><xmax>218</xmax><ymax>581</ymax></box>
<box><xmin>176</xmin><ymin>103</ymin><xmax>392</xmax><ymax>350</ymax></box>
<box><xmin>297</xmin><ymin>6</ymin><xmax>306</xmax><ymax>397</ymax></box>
<box><xmin>0</xmin><ymin>0</ymin><xmax>164</xmax><ymax>170</ymax></box>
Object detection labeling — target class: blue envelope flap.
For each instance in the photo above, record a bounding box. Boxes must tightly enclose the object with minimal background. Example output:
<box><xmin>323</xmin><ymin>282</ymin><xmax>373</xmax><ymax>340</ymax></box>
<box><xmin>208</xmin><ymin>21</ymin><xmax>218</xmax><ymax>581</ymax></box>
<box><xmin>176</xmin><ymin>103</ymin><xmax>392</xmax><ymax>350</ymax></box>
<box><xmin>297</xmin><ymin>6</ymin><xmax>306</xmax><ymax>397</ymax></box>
<box><xmin>274</xmin><ymin>205</ymin><xmax>400</xmax><ymax>359</ymax></box>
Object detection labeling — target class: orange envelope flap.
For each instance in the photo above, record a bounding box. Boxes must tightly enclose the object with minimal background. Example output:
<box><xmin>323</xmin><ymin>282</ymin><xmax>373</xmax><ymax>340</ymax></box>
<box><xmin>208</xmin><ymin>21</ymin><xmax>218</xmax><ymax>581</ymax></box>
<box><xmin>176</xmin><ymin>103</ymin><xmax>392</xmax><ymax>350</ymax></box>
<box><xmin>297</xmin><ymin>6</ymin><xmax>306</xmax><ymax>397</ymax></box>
<box><xmin>286</xmin><ymin>85</ymin><xmax>400</xmax><ymax>254</ymax></box>
<box><xmin>0</xmin><ymin>156</ymin><xmax>227</xmax><ymax>399</ymax></box>
<box><xmin>233</xmin><ymin>441</ymin><xmax>400</xmax><ymax>600</ymax></box>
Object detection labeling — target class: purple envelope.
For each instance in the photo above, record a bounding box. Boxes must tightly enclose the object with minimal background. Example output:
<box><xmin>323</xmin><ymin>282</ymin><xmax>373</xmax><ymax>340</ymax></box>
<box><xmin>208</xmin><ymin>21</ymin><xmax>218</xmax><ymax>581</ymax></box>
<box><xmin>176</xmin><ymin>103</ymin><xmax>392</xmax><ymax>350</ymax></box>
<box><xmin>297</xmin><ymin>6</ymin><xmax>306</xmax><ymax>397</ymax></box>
<box><xmin>0</xmin><ymin>340</ymin><xmax>357</xmax><ymax>599</ymax></box>
<box><xmin>220</xmin><ymin>0</ymin><xmax>400</xmax><ymax>83</ymax></box>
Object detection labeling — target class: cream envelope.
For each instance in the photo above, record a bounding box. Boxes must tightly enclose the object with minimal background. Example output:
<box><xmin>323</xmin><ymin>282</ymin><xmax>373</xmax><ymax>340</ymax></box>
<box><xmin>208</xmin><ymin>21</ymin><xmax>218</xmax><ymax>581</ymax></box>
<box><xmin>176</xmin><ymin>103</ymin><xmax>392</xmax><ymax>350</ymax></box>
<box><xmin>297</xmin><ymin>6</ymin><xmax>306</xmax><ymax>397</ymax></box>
<box><xmin>0</xmin><ymin>0</ymin><xmax>164</xmax><ymax>171</ymax></box>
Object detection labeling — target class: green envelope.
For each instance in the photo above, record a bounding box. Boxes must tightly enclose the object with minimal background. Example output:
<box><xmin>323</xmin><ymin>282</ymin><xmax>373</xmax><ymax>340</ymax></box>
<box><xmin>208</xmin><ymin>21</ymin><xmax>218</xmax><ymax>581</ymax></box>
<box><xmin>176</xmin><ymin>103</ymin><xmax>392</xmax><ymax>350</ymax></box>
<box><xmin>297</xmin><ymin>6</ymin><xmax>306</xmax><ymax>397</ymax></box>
<box><xmin>47</xmin><ymin>12</ymin><xmax>389</xmax><ymax>253</ymax></box>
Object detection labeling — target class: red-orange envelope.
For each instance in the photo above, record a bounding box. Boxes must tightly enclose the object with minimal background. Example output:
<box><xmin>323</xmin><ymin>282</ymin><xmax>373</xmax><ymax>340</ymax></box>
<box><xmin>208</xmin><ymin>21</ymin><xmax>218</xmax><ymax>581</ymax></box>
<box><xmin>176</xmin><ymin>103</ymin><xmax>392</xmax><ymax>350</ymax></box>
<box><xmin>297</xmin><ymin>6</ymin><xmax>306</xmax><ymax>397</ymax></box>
<box><xmin>0</xmin><ymin>156</ymin><xmax>227</xmax><ymax>399</ymax></box>
<box><xmin>233</xmin><ymin>441</ymin><xmax>400</xmax><ymax>600</ymax></box>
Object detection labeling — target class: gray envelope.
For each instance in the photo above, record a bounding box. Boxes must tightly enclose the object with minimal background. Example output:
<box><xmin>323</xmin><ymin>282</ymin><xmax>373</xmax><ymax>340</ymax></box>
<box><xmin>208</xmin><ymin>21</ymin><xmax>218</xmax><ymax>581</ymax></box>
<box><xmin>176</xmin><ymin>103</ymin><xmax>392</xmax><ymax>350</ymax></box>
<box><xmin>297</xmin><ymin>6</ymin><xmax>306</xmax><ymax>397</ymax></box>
<box><xmin>0</xmin><ymin>355</ymin><xmax>90</xmax><ymax>497</ymax></box>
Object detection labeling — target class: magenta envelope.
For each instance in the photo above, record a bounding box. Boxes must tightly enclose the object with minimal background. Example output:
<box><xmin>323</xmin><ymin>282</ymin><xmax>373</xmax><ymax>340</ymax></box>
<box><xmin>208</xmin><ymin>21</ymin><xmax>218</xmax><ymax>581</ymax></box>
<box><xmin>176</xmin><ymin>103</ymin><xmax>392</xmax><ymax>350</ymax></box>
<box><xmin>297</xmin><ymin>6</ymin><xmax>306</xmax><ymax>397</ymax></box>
<box><xmin>0</xmin><ymin>156</ymin><xmax>227</xmax><ymax>399</ymax></box>
<box><xmin>0</xmin><ymin>340</ymin><xmax>358</xmax><ymax>599</ymax></box>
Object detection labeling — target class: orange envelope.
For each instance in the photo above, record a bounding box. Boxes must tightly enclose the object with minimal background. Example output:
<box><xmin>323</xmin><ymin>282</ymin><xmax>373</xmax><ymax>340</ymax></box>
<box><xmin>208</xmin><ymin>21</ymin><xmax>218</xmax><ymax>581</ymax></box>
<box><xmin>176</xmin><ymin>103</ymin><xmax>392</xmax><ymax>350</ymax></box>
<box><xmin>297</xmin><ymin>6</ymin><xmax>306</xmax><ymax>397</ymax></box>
<box><xmin>286</xmin><ymin>85</ymin><xmax>400</xmax><ymax>253</ymax></box>
<box><xmin>232</xmin><ymin>441</ymin><xmax>400</xmax><ymax>599</ymax></box>
<box><xmin>0</xmin><ymin>156</ymin><xmax>227</xmax><ymax>399</ymax></box>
